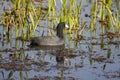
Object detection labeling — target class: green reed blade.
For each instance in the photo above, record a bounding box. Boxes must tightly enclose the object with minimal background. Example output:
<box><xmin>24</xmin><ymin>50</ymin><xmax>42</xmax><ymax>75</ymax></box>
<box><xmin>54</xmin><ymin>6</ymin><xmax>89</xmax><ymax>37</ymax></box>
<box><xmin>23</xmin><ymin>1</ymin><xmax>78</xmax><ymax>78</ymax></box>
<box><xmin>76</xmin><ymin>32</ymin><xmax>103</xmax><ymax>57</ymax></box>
<box><xmin>29</xmin><ymin>12</ymin><xmax>34</xmax><ymax>28</ymax></box>
<box><xmin>8</xmin><ymin>71</ymin><xmax>14</xmax><ymax>79</ymax></box>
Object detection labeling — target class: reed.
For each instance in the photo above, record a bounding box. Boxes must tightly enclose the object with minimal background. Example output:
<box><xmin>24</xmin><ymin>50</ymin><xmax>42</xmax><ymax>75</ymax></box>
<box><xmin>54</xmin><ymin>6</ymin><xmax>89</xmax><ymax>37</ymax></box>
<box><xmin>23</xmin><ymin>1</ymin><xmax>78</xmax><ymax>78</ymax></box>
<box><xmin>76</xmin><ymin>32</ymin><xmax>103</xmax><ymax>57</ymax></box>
<box><xmin>90</xmin><ymin>0</ymin><xmax>97</xmax><ymax>31</ymax></box>
<box><xmin>0</xmin><ymin>0</ymin><xmax>42</xmax><ymax>39</ymax></box>
<box><xmin>88</xmin><ymin>0</ymin><xmax>120</xmax><ymax>36</ymax></box>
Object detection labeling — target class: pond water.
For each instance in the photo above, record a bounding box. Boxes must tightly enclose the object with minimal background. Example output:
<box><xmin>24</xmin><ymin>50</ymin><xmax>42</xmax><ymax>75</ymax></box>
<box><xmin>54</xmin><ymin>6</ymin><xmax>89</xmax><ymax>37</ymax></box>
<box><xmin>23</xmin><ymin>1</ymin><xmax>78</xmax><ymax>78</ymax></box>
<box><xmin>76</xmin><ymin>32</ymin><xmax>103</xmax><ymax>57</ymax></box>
<box><xmin>0</xmin><ymin>0</ymin><xmax>120</xmax><ymax>80</ymax></box>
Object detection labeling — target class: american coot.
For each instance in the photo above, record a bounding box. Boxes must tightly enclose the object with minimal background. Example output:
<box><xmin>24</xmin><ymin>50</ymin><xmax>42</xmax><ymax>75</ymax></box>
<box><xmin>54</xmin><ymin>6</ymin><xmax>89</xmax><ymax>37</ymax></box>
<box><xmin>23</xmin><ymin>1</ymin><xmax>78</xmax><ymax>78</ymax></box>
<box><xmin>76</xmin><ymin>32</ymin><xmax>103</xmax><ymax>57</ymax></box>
<box><xmin>30</xmin><ymin>22</ymin><xmax>68</xmax><ymax>46</ymax></box>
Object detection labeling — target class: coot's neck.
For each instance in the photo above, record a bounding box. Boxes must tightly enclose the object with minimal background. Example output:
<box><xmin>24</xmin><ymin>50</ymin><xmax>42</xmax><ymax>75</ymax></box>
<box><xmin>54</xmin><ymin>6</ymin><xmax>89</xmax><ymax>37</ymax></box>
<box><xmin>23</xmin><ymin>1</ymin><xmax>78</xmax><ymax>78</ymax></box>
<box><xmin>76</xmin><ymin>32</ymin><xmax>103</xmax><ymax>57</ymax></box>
<box><xmin>57</xmin><ymin>28</ymin><xmax>64</xmax><ymax>39</ymax></box>
<box><xmin>56</xmin><ymin>23</ymin><xmax>65</xmax><ymax>39</ymax></box>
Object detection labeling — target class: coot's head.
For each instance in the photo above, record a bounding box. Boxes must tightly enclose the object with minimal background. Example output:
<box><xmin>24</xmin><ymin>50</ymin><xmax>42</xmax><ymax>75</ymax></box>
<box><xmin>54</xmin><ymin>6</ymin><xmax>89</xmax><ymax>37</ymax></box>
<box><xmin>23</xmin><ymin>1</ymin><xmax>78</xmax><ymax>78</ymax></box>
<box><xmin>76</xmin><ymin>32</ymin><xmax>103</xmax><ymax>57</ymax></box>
<box><xmin>56</xmin><ymin>22</ymin><xmax>69</xmax><ymax>39</ymax></box>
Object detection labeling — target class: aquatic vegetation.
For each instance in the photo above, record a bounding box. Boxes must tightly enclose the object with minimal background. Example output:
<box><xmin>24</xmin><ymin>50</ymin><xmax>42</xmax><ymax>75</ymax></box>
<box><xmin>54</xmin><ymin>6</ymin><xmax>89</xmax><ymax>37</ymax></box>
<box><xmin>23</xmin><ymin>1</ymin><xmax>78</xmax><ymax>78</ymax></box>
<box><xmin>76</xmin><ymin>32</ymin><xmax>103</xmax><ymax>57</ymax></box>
<box><xmin>89</xmin><ymin>0</ymin><xmax>120</xmax><ymax>33</ymax></box>
<box><xmin>0</xmin><ymin>0</ymin><xmax>119</xmax><ymax>38</ymax></box>
<box><xmin>0</xmin><ymin>0</ymin><xmax>42</xmax><ymax>39</ymax></box>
